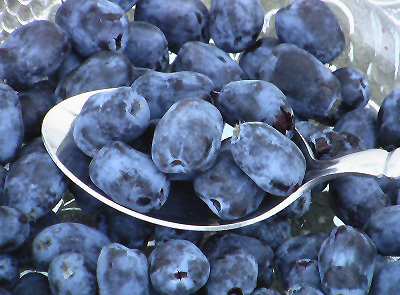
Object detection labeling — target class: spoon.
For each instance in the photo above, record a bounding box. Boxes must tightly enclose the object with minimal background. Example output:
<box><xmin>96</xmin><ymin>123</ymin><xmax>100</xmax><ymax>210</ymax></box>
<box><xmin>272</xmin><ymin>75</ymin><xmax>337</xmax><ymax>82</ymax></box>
<box><xmin>42</xmin><ymin>88</ymin><xmax>400</xmax><ymax>231</ymax></box>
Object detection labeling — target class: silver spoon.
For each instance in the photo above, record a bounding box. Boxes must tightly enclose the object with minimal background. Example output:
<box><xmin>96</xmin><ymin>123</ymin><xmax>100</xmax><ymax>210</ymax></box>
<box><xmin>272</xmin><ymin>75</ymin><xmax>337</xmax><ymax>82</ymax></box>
<box><xmin>42</xmin><ymin>88</ymin><xmax>400</xmax><ymax>231</ymax></box>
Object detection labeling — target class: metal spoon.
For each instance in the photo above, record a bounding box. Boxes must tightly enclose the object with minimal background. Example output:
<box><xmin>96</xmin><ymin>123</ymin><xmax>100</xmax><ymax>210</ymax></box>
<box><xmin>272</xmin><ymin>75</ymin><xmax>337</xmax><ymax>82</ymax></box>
<box><xmin>42</xmin><ymin>88</ymin><xmax>400</xmax><ymax>231</ymax></box>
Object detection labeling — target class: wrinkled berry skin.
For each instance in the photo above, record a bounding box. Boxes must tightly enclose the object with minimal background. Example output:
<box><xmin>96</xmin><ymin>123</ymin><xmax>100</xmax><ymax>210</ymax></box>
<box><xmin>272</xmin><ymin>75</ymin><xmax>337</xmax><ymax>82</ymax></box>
<box><xmin>259</xmin><ymin>44</ymin><xmax>341</xmax><ymax>121</ymax></box>
<box><xmin>318</xmin><ymin>226</ymin><xmax>376</xmax><ymax>295</ymax></box>
<box><xmin>152</xmin><ymin>98</ymin><xmax>224</xmax><ymax>174</ymax></box>
<box><xmin>274</xmin><ymin>232</ymin><xmax>327</xmax><ymax>287</ymax></box>
<box><xmin>73</xmin><ymin>87</ymin><xmax>150</xmax><ymax>157</ymax></box>
<box><xmin>90</xmin><ymin>141</ymin><xmax>170</xmax><ymax>213</ymax></box>
<box><xmin>216</xmin><ymin>80</ymin><xmax>294</xmax><ymax>137</ymax></box>
<box><xmin>172</xmin><ymin>41</ymin><xmax>246</xmax><ymax>90</ymax></box>
<box><xmin>363</xmin><ymin>205</ymin><xmax>400</xmax><ymax>256</ymax></box>
<box><xmin>232</xmin><ymin>215</ymin><xmax>291</xmax><ymax>250</ymax></box>
<box><xmin>0</xmin><ymin>206</ymin><xmax>30</xmax><ymax>253</ymax></box>
<box><xmin>275</xmin><ymin>0</ymin><xmax>345</xmax><ymax>64</ymax></box>
<box><xmin>239</xmin><ymin>37</ymin><xmax>281</xmax><ymax>80</ymax></box>
<box><xmin>154</xmin><ymin>226</ymin><xmax>202</xmax><ymax>246</ymax></box>
<box><xmin>202</xmin><ymin>233</ymin><xmax>274</xmax><ymax>287</ymax></box>
<box><xmin>377</xmin><ymin>89</ymin><xmax>400</xmax><ymax>151</ymax></box>
<box><xmin>194</xmin><ymin>147</ymin><xmax>265</xmax><ymax>220</ymax></box>
<box><xmin>4</xmin><ymin>152</ymin><xmax>68</xmax><ymax>221</ymax></box>
<box><xmin>0</xmin><ymin>84</ymin><xmax>24</xmax><ymax>164</ymax></box>
<box><xmin>0</xmin><ymin>254</ymin><xmax>19</xmax><ymax>289</ymax></box>
<box><xmin>334</xmin><ymin>107</ymin><xmax>378</xmax><ymax>150</ymax></box>
<box><xmin>210</xmin><ymin>0</ymin><xmax>264</xmax><ymax>53</ymax></box>
<box><xmin>0</xmin><ymin>20</ymin><xmax>70</xmax><ymax>90</ymax></box>
<box><xmin>48</xmin><ymin>253</ymin><xmax>96</xmax><ymax>295</ymax></box>
<box><xmin>97</xmin><ymin>243</ymin><xmax>149</xmax><ymax>295</ymax></box>
<box><xmin>12</xmin><ymin>272</ymin><xmax>52</xmax><ymax>295</ymax></box>
<box><xmin>57</xmin><ymin>51</ymin><xmax>133</xmax><ymax>100</ymax></box>
<box><xmin>150</xmin><ymin>239</ymin><xmax>210</xmax><ymax>295</ymax></box>
<box><xmin>55</xmin><ymin>0</ymin><xmax>128</xmax><ymax>56</ymax></box>
<box><xmin>329</xmin><ymin>176</ymin><xmax>390</xmax><ymax>229</ymax></box>
<box><xmin>124</xmin><ymin>21</ymin><xmax>169</xmax><ymax>71</ymax></box>
<box><xmin>97</xmin><ymin>208</ymin><xmax>154</xmax><ymax>249</ymax></box>
<box><xmin>134</xmin><ymin>0</ymin><xmax>210</xmax><ymax>53</ymax></box>
<box><xmin>370</xmin><ymin>260</ymin><xmax>400</xmax><ymax>295</ymax></box>
<box><xmin>205</xmin><ymin>249</ymin><xmax>258</xmax><ymax>295</ymax></box>
<box><xmin>32</xmin><ymin>222</ymin><xmax>111</xmax><ymax>271</ymax></box>
<box><xmin>132</xmin><ymin>71</ymin><xmax>214</xmax><ymax>120</ymax></box>
<box><xmin>231</xmin><ymin>122</ymin><xmax>306</xmax><ymax>196</ymax></box>
<box><xmin>287</xmin><ymin>259</ymin><xmax>321</xmax><ymax>291</ymax></box>
<box><xmin>18</xmin><ymin>80</ymin><xmax>58</xmax><ymax>140</ymax></box>
<box><xmin>286</xmin><ymin>284</ymin><xmax>324</xmax><ymax>295</ymax></box>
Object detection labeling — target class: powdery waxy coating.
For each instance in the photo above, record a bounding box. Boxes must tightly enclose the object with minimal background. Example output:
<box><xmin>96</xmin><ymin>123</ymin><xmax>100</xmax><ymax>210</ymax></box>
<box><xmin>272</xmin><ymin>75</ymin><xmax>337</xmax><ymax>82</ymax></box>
<box><xmin>0</xmin><ymin>206</ymin><xmax>30</xmax><ymax>253</ymax></box>
<box><xmin>0</xmin><ymin>85</ymin><xmax>24</xmax><ymax>164</ymax></box>
<box><xmin>239</xmin><ymin>37</ymin><xmax>281</xmax><ymax>80</ymax></box>
<box><xmin>0</xmin><ymin>20</ymin><xmax>71</xmax><ymax>90</ymax></box>
<box><xmin>285</xmin><ymin>284</ymin><xmax>324</xmax><ymax>295</ymax></box>
<box><xmin>231</xmin><ymin>122</ymin><xmax>306</xmax><ymax>196</ymax></box>
<box><xmin>0</xmin><ymin>254</ymin><xmax>19</xmax><ymax>289</ymax></box>
<box><xmin>209</xmin><ymin>0</ymin><xmax>264</xmax><ymax>53</ymax></box>
<box><xmin>73</xmin><ymin>87</ymin><xmax>150</xmax><ymax>157</ymax></box>
<box><xmin>152</xmin><ymin>98</ymin><xmax>224</xmax><ymax>174</ymax></box>
<box><xmin>4</xmin><ymin>152</ymin><xmax>68</xmax><ymax>221</ymax></box>
<box><xmin>134</xmin><ymin>0</ymin><xmax>210</xmax><ymax>53</ymax></box>
<box><xmin>154</xmin><ymin>225</ymin><xmax>203</xmax><ymax>246</ymax></box>
<box><xmin>275</xmin><ymin>0</ymin><xmax>345</xmax><ymax>64</ymax></box>
<box><xmin>205</xmin><ymin>249</ymin><xmax>258</xmax><ymax>295</ymax></box>
<box><xmin>194</xmin><ymin>148</ymin><xmax>266</xmax><ymax>220</ymax></box>
<box><xmin>216</xmin><ymin>80</ymin><xmax>294</xmax><ymax>137</ymax></box>
<box><xmin>370</xmin><ymin>259</ymin><xmax>400</xmax><ymax>295</ymax></box>
<box><xmin>318</xmin><ymin>225</ymin><xmax>377</xmax><ymax>295</ymax></box>
<box><xmin>97</xmin><ymin>243</ymin><xmax>149</xmax><ymax>295</ymax></box>
<box><xmin>48</xmin><ymin>253</ymin><xmax>97</xmax><ymax>295</ymax></box>
<box><xmin>132</xmin><ymin>71</ymin><xmax>214</xmax><ymax>120</ymax></box>
<box><xmin>377</xmin><ymin>89</ymin><xmax>400</xmax><ymax>151</ymax></box>
<box><xmin>287</xmin><ymin>259</ymin><xmax>322</xmax><ymax>291</ymax></box>
<box><xmin>124</xmin><ymin>21</ymin><xmax>169</xmax><ymax>71</ymax></box>
<box><xmin>202</xmin><ymin>233</ymin><xmax>274</xmax><ymax>287</ymax></box>
<box><xmin>329</xmin><ymin>176</ymin><xmax>390</xmax><ymax>229</ymax></box>
<box><xmin>259</xmin><ymin>44</ymin><xmax>341</xmax><ymax>121</ymax></box>
<box><xmin>55</xmin><ymin>0</ymin><xmax>129</xmax><ymax>57</ymax></box>
<box><xmin>57</xmin><ymin>51</ymin><xmax>133</xmax><ymax>100</ymax></box>
<box><xmin>150</xmin><ymin>239</ymin><xmax>210</xmax><ymax>295</ymax></box>
<box><xmin>89</xmin><ymin>141</ymin><xmax>170</xmax><ymax>213</ymax></box>
<box><xmin>32</xmin><ymin>222</ymin><xmax>111</xmax><ymax>270</ymax></box>
<box><xmin>251</xmin><ymin>288</ymin><xmax>281</xmax><ymax>295</ymax></box>
<box><xmin>172</xmin><ymin>41</ymin><xmax>247</xmax><ymax>90</ymax></box>
<box><xmin>363</xmin><ymin>205</ymin><xmax>400</xmax><ymax>256</ymax></box>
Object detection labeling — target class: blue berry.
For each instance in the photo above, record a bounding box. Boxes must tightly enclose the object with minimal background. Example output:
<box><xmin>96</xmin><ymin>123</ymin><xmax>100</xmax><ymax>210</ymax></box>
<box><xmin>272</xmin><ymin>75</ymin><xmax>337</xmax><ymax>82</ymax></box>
<box><xmin>108</xmin><ymin>0</ymin><xmax>137</xmax><ymax>12</ymax></box>
<box><xmin>97</xmin><ymin>243</ymin><xmax>149</xmax><ymax>295</ymax></box>
<box><xmin>215</xmin><ymin>80</ymin><xmax>294</xmax><ymax>137</ymax></box>
<box><xmin>32</xmin><ymin>222</ymin><xmax>111</xmax><ymax>271</ymax></box>
<box><xmin>287</xmin><ymin>259</ymin><xmax>322</xmax><ymax>291</ymax></box>
<box><xmin>370</xmin><ymin>260</ymin><xmax>400</xmax><ymax>295</ymax></box>
<box><xmin>0</xmin><ymin>84</ymin><xmax>24</xmax><ymax>165</ymax></box>
<box><xmin>376</xmin><ymin>176</ymin><xmax>400</xmax><ymax>204</ymax></box>
<box><xmin>0</xmin><ymin>166</ymin><xmax>7</xmax><ymax>200</ymax></box>
<box><xmin>48</xmin><ymin>253</ymin><xmax>97</xmax><ymax>295</ymax></box>
<box><xmin>275</xmin><ymin>0</ymin><xmax>345</xmax><ymax>64</ymax></box>
<box><xmin>89</xmin><ymin>141</ymin><xmax>170</xmax><ymax>213</ymax></box>
<box><xmin>150</xmin><ymin>239</ymin><xmax>210</xmax><ymax>295</ymax></box>
<box><xmin>209</xmin><ymin>0</ymin><xmax>264</xmax><ymax>53</ymax></box>
<box><xmin>231</xmin><ymin>122</ymin><xmax>306</xmax><ymax>196</ymax></box>
<box><xmin>251</xmin><ymin>288</ymin><xmax>281</xmax><ymax>295</ymax></box>
<box><xmin>134</xmin><ymin>0</ymin><xmax>210</xmax><ymax>53</ymax></box>
<box><xmin>73</xmin><ymin>87</ymin><xmax>150</xmax><ymax>157</ymax></box>
<box><xmin>151</xmin><ymin>98</ymin><xmax>223</xmax><ymax>175</ymax></box>
<box><xmin>377</xmin><ymin>88</ymin><xmax>400</xmax><ymax>151</ymax></box>
<box><xmin>132</xmin><ymin>71</ymin><xmax>214</xmax><ymax>120</ymax></box>
<box><xmin>318</xmin><ymin>226</ymin><xmax>376</xmax><ymax>295</ymax></box>
<box><xmin>285</xmin><ymin>284</ymin><xmax>324</xmax><ymax>295</ymax></box>
<box><xmin>12</xmin><ymin>272</ymin><xmax>52</xmax><ymax>295</ymax></box>
<box><xmin>124</xmin><ymin>21</ymin><xmax>169</xmax><ymax>71</ymax></box>
<box><xmin>154</xmin><ymin>225</ymin><xmax>202</xmax><ymax>246</ymax></box>
<box><xmin>278</xmin><ymin>189</ymin><xmax>311</xmax><ymax>219</ymax></box>
<box><xmin>0</xmin><ymin>254</ymin><xmax>19</xmax><ymax>289</ymax></box>
<box><xmin>55</xmin><ymin>0</ymin><xmax>129</xmax><ymax>56</ymax></box>
<box><xmin>4</xmin><ymin>152</ymin><xmax>68</xmax><ymax>221</ymax></box>
<box><xmin>15</xmin><ymin>137</ymin><xmax>46</xmax><ymax>160</ymax></box>
<box><xmin>259</xmin><ymin>43</ymin><xmax>341</xmax><ymax>121</ymax></box>
<box><xmin>172</xmin><ymin>41</ymin><xmax>246</xmax><ymax>90</ymax></box>
<box><xmin>363</xmin><ymin>205</ymin><xmax>400</xmax><ymax>256</ymax></box>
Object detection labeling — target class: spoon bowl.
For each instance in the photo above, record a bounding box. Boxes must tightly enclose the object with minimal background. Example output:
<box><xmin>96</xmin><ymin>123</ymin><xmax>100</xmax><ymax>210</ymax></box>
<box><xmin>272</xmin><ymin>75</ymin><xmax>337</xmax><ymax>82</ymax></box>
<box><xmin>42</xmin><ymin>88</ymin><xmax>400</xmax><ymax>231</ymax></box>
